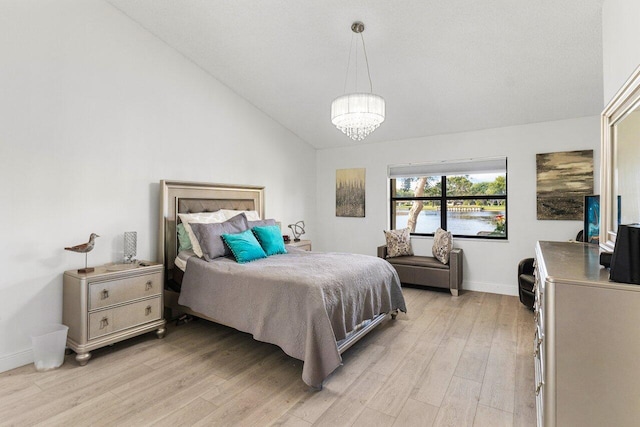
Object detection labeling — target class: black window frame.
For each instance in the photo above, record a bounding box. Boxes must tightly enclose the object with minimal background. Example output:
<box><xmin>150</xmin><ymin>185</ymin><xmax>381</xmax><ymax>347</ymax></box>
<box><xmin>390</xmin><ymin>173</ymin><xmax>508</xmax><ymax>239</ymax></box>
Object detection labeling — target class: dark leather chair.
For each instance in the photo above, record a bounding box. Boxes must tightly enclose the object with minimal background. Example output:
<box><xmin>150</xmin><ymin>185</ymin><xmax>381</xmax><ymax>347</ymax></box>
<box><xmin>518</xmin><ymin>258</ymin><xmax>535</xmax><ymax>309</ymax></box>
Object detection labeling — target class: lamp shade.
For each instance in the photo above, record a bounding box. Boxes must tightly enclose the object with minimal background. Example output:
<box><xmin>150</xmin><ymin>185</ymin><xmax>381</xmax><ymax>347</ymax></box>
<box><xmin>331</xmin><ymin>93</ymin><xmax>385</xmax><ymax>141</ymax></box>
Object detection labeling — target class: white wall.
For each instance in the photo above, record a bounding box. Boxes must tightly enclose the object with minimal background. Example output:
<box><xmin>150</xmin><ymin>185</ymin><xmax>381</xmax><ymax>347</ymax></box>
<box><xmin>0</xmin><ymin>0</ymin><xmax>316</xmax><ymax>372</ymax></box>
<box><xmin>602</xmin><ymin>0</ymin><xmax>640</xmax><ymax>103</ymax></box>
<box><xmin>316</xmin><ymin>116</ymin><xmax>600</xmax><ymax>296</ymax></box>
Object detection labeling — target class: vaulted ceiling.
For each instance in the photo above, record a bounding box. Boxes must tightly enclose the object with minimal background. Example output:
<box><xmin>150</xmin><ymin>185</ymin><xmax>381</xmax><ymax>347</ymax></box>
<box><xmin>108</xmin><ymin>0</ymin><xmax>604</xmax><ymax>149</ymax></box>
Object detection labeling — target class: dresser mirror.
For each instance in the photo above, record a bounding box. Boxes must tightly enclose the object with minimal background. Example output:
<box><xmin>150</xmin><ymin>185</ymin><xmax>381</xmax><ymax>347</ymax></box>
<box><xmin>600</xmin><ymin>65</ymin><xmax>640</xmax><ymax>251</ymax></box>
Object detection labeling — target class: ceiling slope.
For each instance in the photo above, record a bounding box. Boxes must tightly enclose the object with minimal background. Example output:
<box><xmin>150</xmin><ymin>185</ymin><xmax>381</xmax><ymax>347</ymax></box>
<box><xmin>108</xmin><ymin>0</ymin><xmax>604</xmax><ymax>149</ymax></box>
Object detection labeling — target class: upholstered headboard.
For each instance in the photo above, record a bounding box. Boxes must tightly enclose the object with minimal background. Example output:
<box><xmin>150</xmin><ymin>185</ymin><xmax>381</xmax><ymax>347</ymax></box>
<box><xmin>158</xmin><ymin>180</ymin><xmax>265</xmax><ymax>282</ymax></box>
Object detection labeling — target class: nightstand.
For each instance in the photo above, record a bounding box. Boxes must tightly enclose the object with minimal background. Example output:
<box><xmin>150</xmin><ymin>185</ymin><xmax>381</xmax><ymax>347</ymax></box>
<box><xmin>63</xmin><ymin>262</ymin><xmax>166</xmax><ymax>366</ymax></box>
<box><xmin>286</xmin><ymin>239</ymin><xmax>312</xmax><ymax>251</ymax></box>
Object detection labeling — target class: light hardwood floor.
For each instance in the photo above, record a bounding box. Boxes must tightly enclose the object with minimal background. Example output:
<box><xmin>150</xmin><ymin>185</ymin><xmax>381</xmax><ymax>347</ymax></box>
<box><xmin>0</xmin><ymin>288</ymin><xmax>536</xmax><ymax>426</ymax></box>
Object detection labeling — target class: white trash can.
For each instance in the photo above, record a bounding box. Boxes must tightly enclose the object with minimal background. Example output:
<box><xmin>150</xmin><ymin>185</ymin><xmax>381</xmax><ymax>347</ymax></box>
<box><xmin>31</xmin><ymin>324</ymin><xmax>69</xmax><ymax>371</ymax></box>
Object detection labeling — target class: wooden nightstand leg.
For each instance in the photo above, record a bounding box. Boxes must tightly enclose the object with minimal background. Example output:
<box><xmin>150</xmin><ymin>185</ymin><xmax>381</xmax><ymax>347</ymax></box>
<box><xmin>156</xmin><ymin>327</ymin><xmax>166</xmax><ymax>339</ymax></box>
<box><xmin>75</xmin><ymin>352</ymin><xmax>91</xmax><ymax>366</ymax></box>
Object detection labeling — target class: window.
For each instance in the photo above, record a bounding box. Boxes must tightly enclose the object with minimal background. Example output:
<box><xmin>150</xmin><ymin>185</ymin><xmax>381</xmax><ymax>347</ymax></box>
<box><xmin>389</xmin><ymin>158</ymin><xmax>507</xmax><ymax>239</ymax></box>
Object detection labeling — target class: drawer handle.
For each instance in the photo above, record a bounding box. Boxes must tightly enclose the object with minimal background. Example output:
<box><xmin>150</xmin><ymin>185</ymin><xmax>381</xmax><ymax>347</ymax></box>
<box><xmin>145</xmin><ymin>305</ymin><xmax>152</xmax><ymax>316</ymax></box>
<box><xmin>101</xmin><ymin>289</ymin><xmax>109</xmax><ymax>300</ymax></box>
<box><xmin>100</xmin><ymin>317</ymin><xmax>109</xmax><ymax>329</ymax></box>
<box><xmin>534</xmin><ymin>342</ymin><xmax>542</xmax><ymax>358</ymax></box>
<box><xmin>533</xmin><ymin>329</ymin><xmax>544</xmax><ymax>356</ymax></box>
<box><xmin>145</xmin><ymin>280</ymin><xmax>153</xmax><ymax>291</ymax></box>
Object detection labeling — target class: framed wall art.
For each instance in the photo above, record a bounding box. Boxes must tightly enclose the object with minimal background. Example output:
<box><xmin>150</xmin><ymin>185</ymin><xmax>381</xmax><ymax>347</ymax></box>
<box><xmin>536</xmin><ymin>150</ymin><xmax>594</xmax><ymax>220</ymax></box>
<box><xmin>336</xmin><ymin>168</ymin><xmax>365</xmax><ymax>217</ymax></box>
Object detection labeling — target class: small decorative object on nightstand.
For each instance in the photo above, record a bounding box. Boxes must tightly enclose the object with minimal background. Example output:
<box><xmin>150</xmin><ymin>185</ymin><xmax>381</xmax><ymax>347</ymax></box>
<box><xmin>123</xmin><ymin>231</ymin><xmax>137</xmax><ymax>263</ymax></box>
<box><xmin>64</xmin><ymin>233</ymin><xmax>100</xmax><ymax>274</ymax></box>
<box><xmin>288</xmin><ymin>221</ymin><xmax>306</xmax><ymax>242</ymax></box>
<box><xmin>286</xmin><ymin>239</ymin><xmax>312</xmax><ymax>251</ymax></box>
<box><xmin>63</xmin><ymin>261</ymin><xmax>166</xmax><ymax>366</ymax></box>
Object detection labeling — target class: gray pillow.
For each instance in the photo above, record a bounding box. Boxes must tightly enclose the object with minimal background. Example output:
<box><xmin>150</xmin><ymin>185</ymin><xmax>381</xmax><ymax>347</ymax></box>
<box><xmin>190</xmin><ymin>213</ymin><xmax>249</xmax><ymax>261</ymax></box>
<box><xmin>248</xmin><ymin>218</ymin><xmax>277</xmax><ymax>228</ymax></box>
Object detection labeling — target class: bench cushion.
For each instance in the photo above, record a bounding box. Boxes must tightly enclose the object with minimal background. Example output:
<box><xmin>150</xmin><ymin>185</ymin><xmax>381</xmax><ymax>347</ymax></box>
<box><xmin>387</xmin><ymin>255</ymin><xmax>450</xmax><ymax>270</ymax></box>
<box><xmin>378</xmin><ymin>245</ymin><xmax>462</xmax><ymax>295</ymax></box>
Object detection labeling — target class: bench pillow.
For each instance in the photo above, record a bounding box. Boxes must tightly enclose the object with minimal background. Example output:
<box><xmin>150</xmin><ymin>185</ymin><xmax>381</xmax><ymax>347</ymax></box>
<box><xmin>383</xmin><ymin>227</ymin><xmax>414</xmax><ymax>258</ymax></box>
<box><xmin>432</xmin><ymin>228</ymin><xmax>453</xmax><ymax>264</ymax></box>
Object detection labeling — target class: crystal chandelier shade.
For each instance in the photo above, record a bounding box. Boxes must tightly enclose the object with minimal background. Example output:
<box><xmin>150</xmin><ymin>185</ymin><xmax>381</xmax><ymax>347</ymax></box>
<box><xmin>331</xmin><ymin>22</ymin><xmax>385</xmax><ymax>142</ymax></box>
<box><xmin>331</xmin><ymin>93</ymin><xmax>385</xmax><ymax>141</ymax></box>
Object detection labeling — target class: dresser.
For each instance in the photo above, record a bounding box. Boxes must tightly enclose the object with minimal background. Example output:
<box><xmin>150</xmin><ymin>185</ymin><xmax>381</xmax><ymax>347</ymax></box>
<box><xmin>63</xmin><ymin>262</ymin><xmax>166</xmax><ymax>365</ymax></box>
<box><xmin>534</xmin><ymin>241</ymin><xmax>640</xmax><ymax>427</ymax></box>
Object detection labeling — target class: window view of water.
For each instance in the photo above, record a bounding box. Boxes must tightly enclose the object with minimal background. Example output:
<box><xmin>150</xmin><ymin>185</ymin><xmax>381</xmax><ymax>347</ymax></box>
<box><xmin>396</xmin><ymin>210</ymin><xmax>506</xmax><ymax>236</ymax></box>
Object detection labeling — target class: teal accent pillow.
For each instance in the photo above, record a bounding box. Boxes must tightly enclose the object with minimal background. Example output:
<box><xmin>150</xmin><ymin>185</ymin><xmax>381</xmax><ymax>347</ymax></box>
<box><xmin>252</xmin><ymin>225</ymin><xmax>287</xmax><ymax>256</ymax></box>
<box><xmin>221</xmin><ymin>229</ymin><xmax>267</xmax><ymax>263</ymax></box>
<box><xmin>177</xmin><ymin>223</ymin><xmax>193</xmax><ymax>252</ymax></box>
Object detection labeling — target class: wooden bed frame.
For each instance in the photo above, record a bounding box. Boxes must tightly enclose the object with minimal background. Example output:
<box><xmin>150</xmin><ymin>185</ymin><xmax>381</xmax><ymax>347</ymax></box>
<box><xmin>158</xmin><ymin>180</ymin><xmax>397</xmax><ymax>360</ymax></box>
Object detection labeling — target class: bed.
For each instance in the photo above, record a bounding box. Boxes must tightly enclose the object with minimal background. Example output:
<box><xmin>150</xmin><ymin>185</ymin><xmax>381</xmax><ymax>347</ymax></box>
<box><xmin>158</xmin><ymin>180</ymin><xmax>406</xmax><ymax>388</ymax></box>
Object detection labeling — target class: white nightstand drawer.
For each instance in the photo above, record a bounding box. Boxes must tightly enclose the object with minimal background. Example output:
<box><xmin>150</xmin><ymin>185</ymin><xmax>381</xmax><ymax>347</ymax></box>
<box><xmin>89</xmin><ymin>272</ymin><xmax>162</xmax><ymax>310</ymax></box>
<box><xmin>89</xmin><ymin>297</ymin><xmax>162</xmax><ymax>340</ymax></box>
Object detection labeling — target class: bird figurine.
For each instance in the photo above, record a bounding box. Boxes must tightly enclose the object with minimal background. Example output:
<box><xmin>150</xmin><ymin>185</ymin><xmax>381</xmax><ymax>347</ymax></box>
<box><xmin>65</xmin><ymin>233</ymin><xmax>99</xmax><ymax>273</ymax></box>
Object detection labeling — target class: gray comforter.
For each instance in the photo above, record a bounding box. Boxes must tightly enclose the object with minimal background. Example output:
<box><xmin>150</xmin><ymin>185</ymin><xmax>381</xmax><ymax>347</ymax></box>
<box><xmin>178</xmin><ymin>249</ymin><xmax>406</xmax><ymax>387</ymax></box>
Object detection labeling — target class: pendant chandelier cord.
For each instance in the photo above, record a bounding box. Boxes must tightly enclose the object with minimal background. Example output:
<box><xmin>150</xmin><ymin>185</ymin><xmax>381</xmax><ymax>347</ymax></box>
<box><xmin>342</xmin><ymin>33</ymin><xmax>355</xmax><ymax>94</ymax></box>
<box><xmin>342</xmin><ymin>32</ymin><xmax>374</xmax><ymax>94</ymax></box>
<box><xmin>360</xmin><ymin>33</ymin><xmax>374</xmax><ymax>93</ymax></box>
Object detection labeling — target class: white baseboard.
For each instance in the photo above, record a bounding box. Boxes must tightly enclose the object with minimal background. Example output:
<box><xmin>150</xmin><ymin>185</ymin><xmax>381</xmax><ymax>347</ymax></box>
<box><xmin>0</xmin><ymin>348</ymin><xmax>33</xmax><ymax>373</ymax></box>
<box><xmin>462</xmin><ymin>280</ymin><xmax>519</xmax><ymax>296</ymax></box>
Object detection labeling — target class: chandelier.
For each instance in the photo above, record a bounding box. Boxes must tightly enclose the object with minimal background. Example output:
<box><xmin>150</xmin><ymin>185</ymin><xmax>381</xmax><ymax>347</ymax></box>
<box><xmin>331</xmin><ymin>22</ymin><xmax>385</xmax><ymax>142</ymax></box>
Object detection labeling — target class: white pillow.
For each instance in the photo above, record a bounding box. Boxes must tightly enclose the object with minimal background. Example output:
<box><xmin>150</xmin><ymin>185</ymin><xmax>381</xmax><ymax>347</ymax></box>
<box><xmin>178</xmin><ymin>211</ymin><xmax>226</xmax><ymax>257</ymax></box>
<box><xmin>220</xmin><ymin>209</ymin><xmax>261</xmax><ymax>221</ymax></box>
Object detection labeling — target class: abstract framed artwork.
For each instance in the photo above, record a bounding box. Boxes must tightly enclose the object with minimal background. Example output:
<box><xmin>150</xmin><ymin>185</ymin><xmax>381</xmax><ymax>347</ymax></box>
<box><xmin>336</xmin><ymin>168</ymin><xmax>365</xmax><ymax>217</ymax></box>
<box><xmin>584</xmin><ymin>195</ymin><xmax>599</xmax><ymax>244</ymax></box>
<box><xmin>536</xmin><ymin>150</ymin><xmax>594</xmax><ymax>220</ymax></box>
